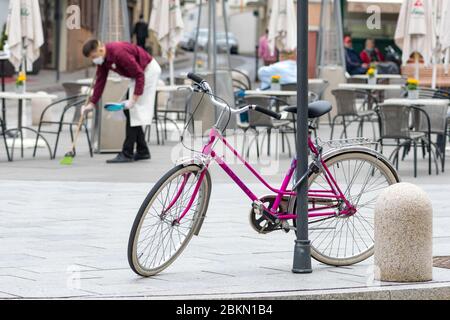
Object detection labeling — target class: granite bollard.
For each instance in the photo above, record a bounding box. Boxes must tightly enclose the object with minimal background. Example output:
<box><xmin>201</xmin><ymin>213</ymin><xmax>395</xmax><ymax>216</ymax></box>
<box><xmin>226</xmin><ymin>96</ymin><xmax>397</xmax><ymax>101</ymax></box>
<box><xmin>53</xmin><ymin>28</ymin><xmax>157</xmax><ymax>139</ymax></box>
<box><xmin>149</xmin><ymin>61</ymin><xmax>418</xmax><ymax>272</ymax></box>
<box><xmin>374</xmin><ymin>183</ymin><xmax>433</xmax><ymax>282</ymax></box>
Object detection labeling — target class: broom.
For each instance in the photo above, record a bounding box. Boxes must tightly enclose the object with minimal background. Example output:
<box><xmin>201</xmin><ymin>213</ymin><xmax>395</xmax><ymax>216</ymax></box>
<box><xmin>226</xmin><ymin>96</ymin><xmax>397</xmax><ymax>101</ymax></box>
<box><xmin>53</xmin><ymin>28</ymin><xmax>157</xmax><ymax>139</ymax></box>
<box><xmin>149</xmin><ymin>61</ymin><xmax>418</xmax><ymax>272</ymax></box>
<box><xmin>60</xmin><ymin>73</ymin><xmax>97</xmax><ymax>166</ymax></box>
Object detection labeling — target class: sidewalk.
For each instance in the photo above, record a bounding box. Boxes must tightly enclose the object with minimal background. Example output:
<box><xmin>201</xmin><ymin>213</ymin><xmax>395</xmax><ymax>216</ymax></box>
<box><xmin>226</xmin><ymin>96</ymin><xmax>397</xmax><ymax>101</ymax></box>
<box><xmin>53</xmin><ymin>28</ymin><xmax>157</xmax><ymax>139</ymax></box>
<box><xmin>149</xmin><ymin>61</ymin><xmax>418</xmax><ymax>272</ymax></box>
<box><xmin>0</xmin><ymin>98</ymin><xmax>449</xmax><ymax>299</ymax></box>
<box><xmin>0</xmin><ymin>141</ymin><xmax>449</xmax><ymax>299</ymax></box>
<box><xmin>0</xmin><ymin>180</ymin><xmax>449</xmax><ymax>300</ymax></box>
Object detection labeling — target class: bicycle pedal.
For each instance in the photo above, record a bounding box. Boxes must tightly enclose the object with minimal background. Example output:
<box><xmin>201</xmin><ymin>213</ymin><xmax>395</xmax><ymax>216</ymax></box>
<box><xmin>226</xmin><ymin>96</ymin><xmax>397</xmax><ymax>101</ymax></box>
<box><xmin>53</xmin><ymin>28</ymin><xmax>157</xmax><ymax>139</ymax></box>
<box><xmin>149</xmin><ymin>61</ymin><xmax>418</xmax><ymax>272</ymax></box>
<box><xmin>281</xmin><ymin>221</ymin><xmax>291</xmax><ymax>233</ymax></box>
<box><xmin>261</xmin><ymin>209</ymin><xmax>278</xmax><ymax>224</ymax></box>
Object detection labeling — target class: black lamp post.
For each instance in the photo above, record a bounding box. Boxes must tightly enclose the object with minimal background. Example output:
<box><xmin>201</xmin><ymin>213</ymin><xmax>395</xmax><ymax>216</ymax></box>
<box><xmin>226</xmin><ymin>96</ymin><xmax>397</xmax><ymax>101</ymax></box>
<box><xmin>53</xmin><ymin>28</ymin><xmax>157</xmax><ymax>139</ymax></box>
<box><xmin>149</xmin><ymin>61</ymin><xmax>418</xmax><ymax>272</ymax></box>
<box><xmin>292</xmin><ymin>0</ymin><xmax>312</xmax><ymax>274</ymax></box>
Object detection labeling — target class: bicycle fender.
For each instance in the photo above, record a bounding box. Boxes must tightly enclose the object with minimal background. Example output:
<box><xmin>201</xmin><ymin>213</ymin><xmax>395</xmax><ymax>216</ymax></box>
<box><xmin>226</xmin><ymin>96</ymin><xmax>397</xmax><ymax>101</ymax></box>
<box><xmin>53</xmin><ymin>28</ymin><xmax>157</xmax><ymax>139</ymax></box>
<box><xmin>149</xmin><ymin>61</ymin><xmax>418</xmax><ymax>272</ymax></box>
<box><xmin>322</xmin><ymin>146</ymin><xmax>401</xmax><ymax>183</ymax></box>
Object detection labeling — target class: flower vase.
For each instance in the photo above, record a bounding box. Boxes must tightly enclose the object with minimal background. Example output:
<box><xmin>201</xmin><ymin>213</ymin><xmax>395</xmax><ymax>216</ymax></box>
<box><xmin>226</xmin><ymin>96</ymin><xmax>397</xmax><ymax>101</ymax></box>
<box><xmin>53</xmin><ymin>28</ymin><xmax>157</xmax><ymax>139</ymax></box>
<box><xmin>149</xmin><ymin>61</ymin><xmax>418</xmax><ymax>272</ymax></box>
<box><xmin>368</xmin><ymin>77</ymin><xmax>377</xmax><ymax>85</ymax></box>
<box><xmin>16</xmin><ymin>85</ymin><xmax>25</xmax><ymax>94</ymax></box>
<box><xmin>271</xmin><ymin>83</ymin><xmax>281</xmax><ymax>91</ymax></box>
<box><xmin>408</xmin><ymin>90</ymin><xmax>419</xmax><ymax>100</ymax></box>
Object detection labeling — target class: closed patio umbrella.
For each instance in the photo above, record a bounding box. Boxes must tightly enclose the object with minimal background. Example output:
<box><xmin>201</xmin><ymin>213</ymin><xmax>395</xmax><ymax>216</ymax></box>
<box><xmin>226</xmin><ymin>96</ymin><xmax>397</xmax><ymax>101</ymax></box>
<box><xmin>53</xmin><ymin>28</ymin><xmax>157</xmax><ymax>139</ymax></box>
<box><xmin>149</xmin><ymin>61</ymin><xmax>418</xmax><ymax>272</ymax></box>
<box><xmin>149</xmin><ymin>0</ymin><xmax>184</xmax><ymax>85</ymax></box>
<box><xmin>395</xmin><ymin>0</ymin><xmax>436</xmax><ymax>80</ymax></box>
<box><xmin>267</xmin><ymin>0</ymin><xmax>297</xmax><ymax>55</ymax></box>
<box><xmin>438</xmin><ymin>0</ymin><xmax>450</xmax><ymax>75</ymax></box>
<box><xmin>6</xmin><ymin>0</ymin><xmax>44</xmax><ymax>73</ymax></box>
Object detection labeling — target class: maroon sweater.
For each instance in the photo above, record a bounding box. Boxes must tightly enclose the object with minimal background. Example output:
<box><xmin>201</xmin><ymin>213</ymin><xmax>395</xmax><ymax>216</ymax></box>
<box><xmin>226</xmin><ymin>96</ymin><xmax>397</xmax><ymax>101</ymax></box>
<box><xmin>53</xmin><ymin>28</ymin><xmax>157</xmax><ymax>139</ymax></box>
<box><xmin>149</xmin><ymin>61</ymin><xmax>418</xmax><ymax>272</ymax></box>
<box><xmin>90</xmin><ymin>42</ymin><xmax>153</xmax><ymax>105</ymax></box>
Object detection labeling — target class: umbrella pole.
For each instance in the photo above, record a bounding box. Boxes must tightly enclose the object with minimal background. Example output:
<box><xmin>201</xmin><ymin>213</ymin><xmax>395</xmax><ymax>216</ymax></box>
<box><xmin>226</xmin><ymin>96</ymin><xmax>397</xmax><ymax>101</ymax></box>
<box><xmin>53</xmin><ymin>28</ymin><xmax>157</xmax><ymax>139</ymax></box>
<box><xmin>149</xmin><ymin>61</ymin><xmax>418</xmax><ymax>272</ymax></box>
<box><xmin>414</xmin><ymin>52</ymin><xmax>420</xmax><ymax>80</ymax></box>
<box><xmin>432</xmin><ymin>55</ymin><xmax>437</xmax><ymax>89</ymax></box>
<box><xmin>446</xmin><ymin>49</ymin><xmax>450</xmax><ymax>75</ymax></box>
<box><xmin>192</xmin><ymin>0</ymin><xmax>203</xmax><ymax>72</ymax></box>
<box><xmin>169</xmin><ymin>52</ymin><xmax>175</xmax><ymax>86</ymax></box>
<box><xmin>222</xmin><ymin>0</ymin><xmax>232</xmax><ymax>70</ymax></box>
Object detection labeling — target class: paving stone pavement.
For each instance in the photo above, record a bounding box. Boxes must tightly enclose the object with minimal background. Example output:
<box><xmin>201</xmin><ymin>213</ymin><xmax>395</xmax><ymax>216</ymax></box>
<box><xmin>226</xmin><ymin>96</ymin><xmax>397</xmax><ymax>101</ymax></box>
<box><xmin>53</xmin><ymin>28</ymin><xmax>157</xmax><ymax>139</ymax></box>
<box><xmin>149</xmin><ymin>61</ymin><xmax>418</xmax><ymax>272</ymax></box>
<box><xmin>0</xmin><ymin>109</ymin><xmax>449</xmax><ymax>299</ymax></box>
<box><xmin>0</xmin><ymin>180</ymin><xmax>449</xmax><ymax>299</ymax></box>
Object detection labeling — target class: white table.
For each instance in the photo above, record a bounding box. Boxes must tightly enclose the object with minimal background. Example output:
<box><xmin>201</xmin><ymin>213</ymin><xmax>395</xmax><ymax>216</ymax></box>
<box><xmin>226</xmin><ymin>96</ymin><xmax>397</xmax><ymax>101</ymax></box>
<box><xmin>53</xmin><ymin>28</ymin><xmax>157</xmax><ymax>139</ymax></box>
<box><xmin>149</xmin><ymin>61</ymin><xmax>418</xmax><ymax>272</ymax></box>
<box><xmin>157</xmin><ymin>85</ymin><xmax>190</xmax><ymax>92</ymax></box>
<box><xmin>339</xmin><ymin>83</ymin><xmax>404</xmax><ymax>110</ymax></box>
<box><xmin>244</xmin><ymin>89</ymin><xmax>297</xmax><ymax>97</ymax></box>
<box><xmin>349</xmin><ymin>74</ymin><xmax>403</xmax><ymax>81</ymax></box>
<box><xmin>76</xmin><ymin>77</ymin><xmax>124</xmax><ymax>86</ymax></box>
<box><xmin>0</xmin><ymin>92</ymin><xmax>57</xmax><ymax>160</ymax></box>
<box><xmin>77</xmin><ymin>78</ymin><xmax>190</xmax><ymax>92</ymax></box>
<box><xmin>383</xmin><ymin>98</ymin><xmax>450</xmax><ymax>107</ymax></box>
<box><xmin>245</xmin><ymin>79</ymin><xmax>327</xmax><ymax>97</ymax></box>
<box><xmin>338</xmin><ymin>83</ymin><xmax>403</xmax><ymax>91</ymax></box>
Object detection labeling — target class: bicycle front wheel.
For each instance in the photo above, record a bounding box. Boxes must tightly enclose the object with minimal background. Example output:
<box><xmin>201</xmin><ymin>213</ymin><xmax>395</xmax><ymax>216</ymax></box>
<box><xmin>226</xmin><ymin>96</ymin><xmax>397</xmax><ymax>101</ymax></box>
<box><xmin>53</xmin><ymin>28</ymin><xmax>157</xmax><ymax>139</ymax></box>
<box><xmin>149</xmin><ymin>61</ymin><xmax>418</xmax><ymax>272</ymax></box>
<box><xmin>291</xmin><ymin>149</ymin><xmax>399</xmax><ymax>266</ymax></box>
<box><xmin>128</xmin><ymin>164</ymin><xmax>212</xmax><ymax>277</ymax></box>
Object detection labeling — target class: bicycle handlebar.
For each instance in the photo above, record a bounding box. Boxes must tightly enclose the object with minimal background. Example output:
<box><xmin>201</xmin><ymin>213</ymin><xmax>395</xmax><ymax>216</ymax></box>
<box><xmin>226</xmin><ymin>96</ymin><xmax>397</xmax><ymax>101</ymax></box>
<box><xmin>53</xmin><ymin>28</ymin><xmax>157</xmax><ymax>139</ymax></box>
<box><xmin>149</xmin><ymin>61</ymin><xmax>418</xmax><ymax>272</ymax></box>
<box><xmin>187</xmin><ymin>72</ymin><xmax>205</xmax><ymax>84</ymax></box>
<box><xmin>187</xmin><ymin>72</ymin><xmax>282</xmax><ymax>120</ymax></box>
<box><xmin>253</xmin><ymin>106</ymin><xmax>282</xmax><ymax>120</ymax></box>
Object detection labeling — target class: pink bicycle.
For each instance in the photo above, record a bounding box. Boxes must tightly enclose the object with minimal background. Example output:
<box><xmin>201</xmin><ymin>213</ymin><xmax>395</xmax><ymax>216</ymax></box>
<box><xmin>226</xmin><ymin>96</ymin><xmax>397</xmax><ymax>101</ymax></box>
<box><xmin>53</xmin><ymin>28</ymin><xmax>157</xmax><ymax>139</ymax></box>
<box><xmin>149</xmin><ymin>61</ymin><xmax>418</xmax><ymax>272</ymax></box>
<box><xmin>128</xmin><ymin>73</ymin><xmax>400</xmax><ymax>277</ymax></box>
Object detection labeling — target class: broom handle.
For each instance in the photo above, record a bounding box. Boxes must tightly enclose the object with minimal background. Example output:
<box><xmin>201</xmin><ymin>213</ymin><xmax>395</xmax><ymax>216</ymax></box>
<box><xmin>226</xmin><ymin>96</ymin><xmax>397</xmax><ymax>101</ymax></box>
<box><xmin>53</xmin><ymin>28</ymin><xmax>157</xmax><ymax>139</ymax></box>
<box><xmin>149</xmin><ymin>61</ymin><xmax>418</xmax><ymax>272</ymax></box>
<box><xmin>69</xmin><ymin>71</ymin><xmax>97</xmax><ymax>152</ymax></box>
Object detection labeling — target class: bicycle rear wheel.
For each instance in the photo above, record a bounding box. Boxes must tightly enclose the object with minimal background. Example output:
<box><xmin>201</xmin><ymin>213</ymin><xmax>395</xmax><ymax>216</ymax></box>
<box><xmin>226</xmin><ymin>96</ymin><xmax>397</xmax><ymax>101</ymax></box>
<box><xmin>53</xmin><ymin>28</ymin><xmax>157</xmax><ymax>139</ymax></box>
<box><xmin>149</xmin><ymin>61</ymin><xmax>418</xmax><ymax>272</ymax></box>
<box><xmin>291</xmin><ymin>149</ymin><xmax>399</xmax><ymax>266</ymax></box>
<box><xmin>128</xmin><ymin>164</ymin><xmax>212</xmax><ymax>277</ymax></box>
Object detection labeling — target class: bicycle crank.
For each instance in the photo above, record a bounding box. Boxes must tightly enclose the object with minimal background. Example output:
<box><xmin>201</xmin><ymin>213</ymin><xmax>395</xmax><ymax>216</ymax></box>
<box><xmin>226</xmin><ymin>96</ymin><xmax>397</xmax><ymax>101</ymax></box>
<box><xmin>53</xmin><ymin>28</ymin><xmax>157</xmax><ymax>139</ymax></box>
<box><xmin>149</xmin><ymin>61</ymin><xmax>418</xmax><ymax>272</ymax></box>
<box><xmin>249</xmin><ymin>195</ymin><xmax>291</xmax><ymax>234</ymax></box>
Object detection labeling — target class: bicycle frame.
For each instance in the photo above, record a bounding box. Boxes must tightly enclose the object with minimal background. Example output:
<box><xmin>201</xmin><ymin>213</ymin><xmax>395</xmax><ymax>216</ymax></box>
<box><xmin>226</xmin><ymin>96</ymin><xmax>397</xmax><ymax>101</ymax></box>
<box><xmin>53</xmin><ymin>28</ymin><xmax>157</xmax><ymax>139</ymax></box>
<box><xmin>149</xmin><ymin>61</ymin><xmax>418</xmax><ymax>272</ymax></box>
<box><xmin>174</xmin><ymin>126</ymin><xmax>356</xmax><ymax>224</ymax></box>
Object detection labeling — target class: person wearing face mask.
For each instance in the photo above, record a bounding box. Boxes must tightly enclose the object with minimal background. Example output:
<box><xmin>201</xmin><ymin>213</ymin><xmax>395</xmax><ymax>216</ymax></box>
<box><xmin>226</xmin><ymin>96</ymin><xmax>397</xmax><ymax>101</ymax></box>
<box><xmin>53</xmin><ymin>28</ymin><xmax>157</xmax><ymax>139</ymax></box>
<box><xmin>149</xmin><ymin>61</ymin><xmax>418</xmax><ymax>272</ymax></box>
<box><xmin>344</xmin><ymin>36</ymin><xmax>368</xmax><ymax>75</ymax></box>
<box><xmin>81</xmin><ymin>39</ymin><xmax>161</xmax><ymax>163</ymax></box>
<box><xmin>360</xmin><ymin>38</ymin><xmax>385</xmax><ymax>65</ymax></box>
<box><xmin>360</xmin><ymin>38</ymin><xmax>400</xmax><ymax>74</ymax></box>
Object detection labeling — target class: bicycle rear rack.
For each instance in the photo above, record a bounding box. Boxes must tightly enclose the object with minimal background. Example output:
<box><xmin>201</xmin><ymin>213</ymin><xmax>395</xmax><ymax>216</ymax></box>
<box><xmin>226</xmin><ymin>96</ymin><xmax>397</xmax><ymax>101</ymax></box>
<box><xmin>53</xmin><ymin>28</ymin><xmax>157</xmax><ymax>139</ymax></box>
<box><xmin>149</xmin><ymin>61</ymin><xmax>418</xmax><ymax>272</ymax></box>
<box><xmin>316</xmin><ymin>137</ymin><xmax>378</xmax><ymax>150</ymax></box>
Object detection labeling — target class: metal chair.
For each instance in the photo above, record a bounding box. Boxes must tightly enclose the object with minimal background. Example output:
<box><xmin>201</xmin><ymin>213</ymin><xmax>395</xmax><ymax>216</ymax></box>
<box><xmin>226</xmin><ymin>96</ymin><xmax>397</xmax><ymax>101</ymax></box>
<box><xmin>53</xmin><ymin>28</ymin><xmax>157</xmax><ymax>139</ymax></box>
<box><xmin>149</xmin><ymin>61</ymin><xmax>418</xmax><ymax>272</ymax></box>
<box><xmin>33</xmin><ymin>95</ymin><xmax>93</xmax><ymax>159</ymax></box>
<box><xmin>238</xmin><ymin>95</ymin><xmax>293</xmax><ymax>159</ymax></box>
<box><xmin>377</xmin><ymin>103</ymin><xmax>437</xmax><ymax>177</ymax></box>
<box><xmin>413</xmin><ymin>103</ymin><xmax>449</xmax><ymax>172</ymax></box>
<box><xmin>219</xmin><ymin>68</ymin><xmax>252</xmax><ymax>91</ymax></box>
<box><xmin>62</xmin><ymin>82</ymin><xmax>87</xmax><ymax>120</ymax></box>
<box><xmin>331</xmin><ymin>89</ymin><xmax>377</xmax><ymax>140</ymax></box>
<box><xmin>309</xmin><ymin>80</ymin><xmax>330</xmax><ymax>100</ymax></box>
<box><xmin>158</xmin><ymin>88</ymin><xmax>192</xmax><ymax>141</ymax></box>
<box><xmin>280</xmin><ymin>83</ymin><xmax>320</xmax><ymax>138</ymax></box>
<box><xmin>0</xmin><ymin>115</ymin><xmax>10</xmax><ymax>161</ymax></box>
<box><xmin>309</xmin><ymin>80</ymin><xmax>331</xmax><ymax>124</ymax></box>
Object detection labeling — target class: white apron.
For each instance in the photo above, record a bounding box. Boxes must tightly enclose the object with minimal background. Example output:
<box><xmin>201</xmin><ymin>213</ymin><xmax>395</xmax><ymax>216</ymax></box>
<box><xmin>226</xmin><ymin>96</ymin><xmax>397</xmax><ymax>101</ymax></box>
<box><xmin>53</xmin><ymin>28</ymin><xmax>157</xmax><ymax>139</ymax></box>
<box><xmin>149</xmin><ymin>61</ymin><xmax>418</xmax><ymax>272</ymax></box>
<box><xmin>128</xmin><ymin>59</ymin><xmax>162</xmax><ymax>127</ymax></box>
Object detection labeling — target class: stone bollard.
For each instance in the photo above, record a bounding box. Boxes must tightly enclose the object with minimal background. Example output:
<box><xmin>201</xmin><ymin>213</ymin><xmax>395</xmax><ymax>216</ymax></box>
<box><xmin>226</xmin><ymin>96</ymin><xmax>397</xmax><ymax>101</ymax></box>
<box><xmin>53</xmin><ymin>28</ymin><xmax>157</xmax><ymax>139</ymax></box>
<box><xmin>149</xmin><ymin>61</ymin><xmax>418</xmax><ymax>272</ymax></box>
<box><xmin>374</xmin><ymin>183</ymin><xmax>433</xmax><ymax>282</ymax></box>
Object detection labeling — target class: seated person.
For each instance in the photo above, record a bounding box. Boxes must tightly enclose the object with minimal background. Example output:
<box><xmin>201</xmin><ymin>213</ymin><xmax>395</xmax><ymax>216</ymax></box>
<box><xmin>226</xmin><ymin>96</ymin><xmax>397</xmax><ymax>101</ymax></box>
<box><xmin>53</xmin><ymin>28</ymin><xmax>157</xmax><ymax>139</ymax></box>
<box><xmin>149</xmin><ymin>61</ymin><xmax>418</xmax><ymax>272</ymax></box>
<box><xmin>361</xmin><ymin>38</ymin><xmax>400</xmax><ymax>74</ymax></box>
<box><xmin>344</xmin><ymin>36</ymin><xmax>368</xmax><ymax>75</ymax></box>
<box><xmin>360</xmin><ymin>38</ymin><xmax>384</xmax><ymax>64</ymax></box>
<box><xmin>258</xmin><ymin>59</ymin><xmax>297</xmax><ymax>90</ymax></box>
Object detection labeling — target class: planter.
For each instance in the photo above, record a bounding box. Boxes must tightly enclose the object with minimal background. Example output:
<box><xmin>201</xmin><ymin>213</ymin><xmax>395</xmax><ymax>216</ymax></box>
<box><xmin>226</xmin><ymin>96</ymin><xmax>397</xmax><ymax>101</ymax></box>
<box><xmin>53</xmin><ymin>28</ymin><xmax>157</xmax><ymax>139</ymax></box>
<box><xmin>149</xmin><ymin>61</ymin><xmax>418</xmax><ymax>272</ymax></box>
<box><xmin>408</xmin><ymin>90</ymin><xmax>419</xmax><ymax>100</ymax></box>
<box><xmin>15</xmin><ymin>85</ymin><xmax>25</xmax><ymax>94</ymax></box>
<box><xmin>368</xmin><ymin>77</ymin><xmax>377</xmax><ymax>85</ymax></box>
<box><xmin>271</xmin><ymin>83</ymin><xmax>281</xmax><ymax>91</ymax></box>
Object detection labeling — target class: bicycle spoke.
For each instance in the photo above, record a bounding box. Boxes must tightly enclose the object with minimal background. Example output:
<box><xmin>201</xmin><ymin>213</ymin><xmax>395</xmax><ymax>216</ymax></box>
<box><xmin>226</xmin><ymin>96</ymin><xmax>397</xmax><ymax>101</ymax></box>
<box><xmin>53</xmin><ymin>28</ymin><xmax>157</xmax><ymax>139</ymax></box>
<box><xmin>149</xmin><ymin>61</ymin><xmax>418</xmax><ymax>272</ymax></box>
<box><xmin>307</xmin><ymin>152</ymin><xmax>397</xmax><ymax>263</ymax></box>
<box><xmin>132</xmin><ymin>166</ymin><xmax>209</xmax><ymax>274</ymax></box>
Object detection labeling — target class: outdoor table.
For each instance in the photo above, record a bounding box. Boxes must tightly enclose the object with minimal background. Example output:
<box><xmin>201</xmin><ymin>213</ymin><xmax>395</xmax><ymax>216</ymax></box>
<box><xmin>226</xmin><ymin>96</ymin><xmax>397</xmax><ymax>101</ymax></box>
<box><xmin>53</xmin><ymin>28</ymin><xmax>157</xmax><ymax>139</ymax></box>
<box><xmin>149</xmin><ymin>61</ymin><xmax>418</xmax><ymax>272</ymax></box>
<box><xmin>244</xmin><ymin>89</ymin><xmax>297</xmax><ymax>97</ymax></box>
<box><xmin>76</xmin><ymin>77</ymin><xmax>124</xmax><ymax>86</ymax></box>
<box><xmin>0</xmin><ymin>91</ymin><xmax>57</xmax><ymax>160</ymax></box>
<box><xmin>383</xmin><ymin>98</ymin><xmax>450</xmax><ymax>158</ymax></box>
<box><xmin>338</xmin><ymin>83</ymin><xmax>403</xmax><ymax>110</ymax></box>
<box><xmin>348</xmin><ymin>74</ymin><xmax>403</xmax><ymax>82</ymax></box>
<box><xmin>383</xmin><ymin>98</ymin><xmax>450</xmax><ymax>107</ymax></box>
<box><xmin>244</xmin><ymin>80</ymin><xmax>326</xmax><ymax>98</ymax></box>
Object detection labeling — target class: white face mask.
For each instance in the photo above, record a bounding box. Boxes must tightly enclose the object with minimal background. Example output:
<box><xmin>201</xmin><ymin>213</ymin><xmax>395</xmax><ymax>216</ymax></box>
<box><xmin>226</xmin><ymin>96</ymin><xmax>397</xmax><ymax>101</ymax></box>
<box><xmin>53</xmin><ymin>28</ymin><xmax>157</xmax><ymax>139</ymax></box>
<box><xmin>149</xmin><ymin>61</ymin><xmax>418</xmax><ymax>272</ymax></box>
<box><xmin>92</xmin><ymin>56</ymin><xmax>105</xmax><ymax>65</ymax></box>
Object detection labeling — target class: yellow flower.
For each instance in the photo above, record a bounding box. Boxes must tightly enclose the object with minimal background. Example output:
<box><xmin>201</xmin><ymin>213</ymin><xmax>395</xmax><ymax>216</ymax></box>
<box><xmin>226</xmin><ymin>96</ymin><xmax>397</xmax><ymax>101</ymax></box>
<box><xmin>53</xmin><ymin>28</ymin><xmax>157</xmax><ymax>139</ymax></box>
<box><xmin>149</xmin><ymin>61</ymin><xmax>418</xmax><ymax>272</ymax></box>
<box><xmin>17</xmin><ymin>72</ymin><xmax>26</xmax><ymax>82</ymax></box>
<box><xmin>407</xmin><ymin>78</ymin><xmax>419</xmax><ymax>85</ymax></box>
<box><xmin>367</xmin><ymin>68</ymin><xmax>376</xmax><ymax>76</ymax></box>
<box><xmin>272</xmin><ymin>75</ymin><xmax>281</xmax><ymax>80</ymax></box>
